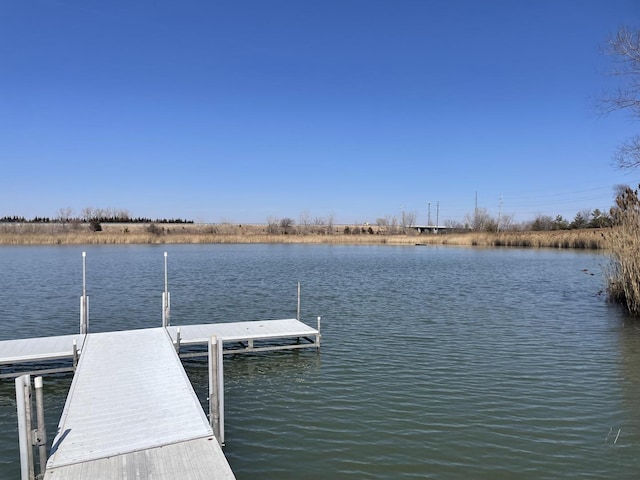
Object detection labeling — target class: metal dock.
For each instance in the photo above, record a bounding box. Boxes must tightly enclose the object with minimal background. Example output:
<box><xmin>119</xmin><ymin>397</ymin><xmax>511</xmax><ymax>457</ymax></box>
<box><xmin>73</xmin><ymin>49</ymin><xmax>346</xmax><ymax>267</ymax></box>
<box><xmin>45</xmin><ymin>327</ymin><xmax>234</xmax><ymax>479</ymax></box>
<box><xmin>0</xmin><ymin>318</ymin><xmax>320</xmax><ymax>378</ymax></box>
<box><xmin>1</xmin><ymin>252</ymin><xmax>321</xmax><ymax>479</ymax></box>
<box><xmin>0</xmin><ymin>334</ymin><xmax>85</xmax><ymax>365</ymax></box>
<box><xmin>2</xmin><ymin>318</ymin><xmax>319</xmax><ymax>479</ymax></box>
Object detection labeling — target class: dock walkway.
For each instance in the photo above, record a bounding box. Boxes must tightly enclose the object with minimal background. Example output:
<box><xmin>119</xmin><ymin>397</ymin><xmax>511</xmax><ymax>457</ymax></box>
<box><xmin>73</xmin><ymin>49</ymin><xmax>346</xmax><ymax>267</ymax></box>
<box><xmin>44</xmin><ymin>327</ymin><xmax>234</xmax><ymax>479</ymax></box>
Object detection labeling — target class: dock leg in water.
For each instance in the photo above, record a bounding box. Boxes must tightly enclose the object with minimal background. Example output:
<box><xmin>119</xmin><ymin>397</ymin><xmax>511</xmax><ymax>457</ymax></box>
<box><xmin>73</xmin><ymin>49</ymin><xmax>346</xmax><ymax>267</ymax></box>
<box><xmin>209</xmin><ymin>335</ymin><xmax>225</xmax><ymax>446</ymax></box>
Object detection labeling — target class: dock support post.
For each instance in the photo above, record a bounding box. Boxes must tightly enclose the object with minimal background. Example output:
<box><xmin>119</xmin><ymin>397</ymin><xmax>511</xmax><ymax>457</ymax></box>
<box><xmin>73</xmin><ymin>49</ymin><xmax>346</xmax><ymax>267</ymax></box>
<box><xmin>15</xmin><ymin>376</ymin><xmax>49</xmax><ymax>480</ymax></box>
<box><xmin>15</xmin><ymin>374</ymin><xmax>34</xmax><ymax>480</ymax></box>
<box><xmin>72</xmin><ymin>339</ymin><xmax>78</xmax><ymax>369</ymax></box>
<box><xmin>80</xmin><ymin>252</ymin><xmax>89</xmax><ymax>335</ymax></box>
<box><xmin>297</xmin><ymin>282</ymin><xmax>301</xmax><ymax>321</ymax></box>
<box><xmin>34</xmin><ymin>376</ymin><xmax>47</xmax><ymax>479</ymax></box>
<box><xmin>162</xmin><ymin>252</ymin><xmax>171</xmax><ymax>328</ymax></box>
<box><xmin>175</xmin><ymin>327</ymin><xmax>181</xmax><ymax>353</ymax></box>
<box><xmin>317</xmin><ymin>316</ymin><xmax>321</xmax><ymax>350</ymax></box>
<box><xmin>208</xmin><ymin>335</ymin><xmax>225</xmax><ymax>446</ymax></box>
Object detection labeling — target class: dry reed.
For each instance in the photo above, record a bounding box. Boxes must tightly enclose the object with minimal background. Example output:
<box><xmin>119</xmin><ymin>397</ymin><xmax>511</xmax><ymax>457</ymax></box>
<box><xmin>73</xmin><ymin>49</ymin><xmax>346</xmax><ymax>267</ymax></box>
<box><xmin>605</xmin><ymin>187</ymin><xmax>640</xmax><ymax>316</ymax></box>
<box><xmin>0</xmin><ymin>222</ymin><xmax>608</xmax><ymax>248</ymax></box>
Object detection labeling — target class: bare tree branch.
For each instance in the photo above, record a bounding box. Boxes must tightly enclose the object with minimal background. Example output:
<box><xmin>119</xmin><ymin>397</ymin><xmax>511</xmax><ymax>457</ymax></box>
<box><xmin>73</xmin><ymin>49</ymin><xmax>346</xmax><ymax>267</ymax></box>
<box><xmin>613</xmin><ymin>134</ymin><xmax>640</xmax><ymax>169</ymax></box>
<box><xmin>602</xmin><ymin>26</ymin><xmax>640</xmax><ymax>170</ymax></box>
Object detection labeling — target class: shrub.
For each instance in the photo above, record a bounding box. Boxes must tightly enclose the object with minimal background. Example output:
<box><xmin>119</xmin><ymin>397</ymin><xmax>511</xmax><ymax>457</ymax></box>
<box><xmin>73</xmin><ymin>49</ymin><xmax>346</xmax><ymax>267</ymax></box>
<box><xmin>89</xmin><ymin>220</ymin><xmax>102</xmax><ymax>232</ymax></box>
<box><xmin>148</xmin><ymin>223</ymin><xmax>163</xmax><ymax>235</ymax></box>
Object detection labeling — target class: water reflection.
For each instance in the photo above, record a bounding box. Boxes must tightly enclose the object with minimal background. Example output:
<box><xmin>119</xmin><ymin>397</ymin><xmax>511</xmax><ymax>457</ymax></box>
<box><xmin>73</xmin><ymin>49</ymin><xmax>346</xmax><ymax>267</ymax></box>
<box><xmin>615</xmin><ymin>314</ymin><xmax>640</xmax><ymax>451</ymax></box>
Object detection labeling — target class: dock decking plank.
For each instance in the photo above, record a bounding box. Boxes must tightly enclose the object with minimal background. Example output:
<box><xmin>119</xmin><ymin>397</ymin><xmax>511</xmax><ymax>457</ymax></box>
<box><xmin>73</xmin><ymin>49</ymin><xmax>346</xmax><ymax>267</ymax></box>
<box><xmin>167</xmin><ymin>318</ymin><xmax>319</xmax><ymax>345</ymax></box>
<box><xmin>44</xmin><ymin>437</ymin><xmax>235</xmax><ymax>480</ymax></box>
<box><xmin>45</xmin><ymin>328</ymin><xmax>218</xmax><ymax>471</ymax></box>
<box><xmin>0</xmin><ymin>334</ymin><xmax>85</xmax><ymax>365</ymax></box>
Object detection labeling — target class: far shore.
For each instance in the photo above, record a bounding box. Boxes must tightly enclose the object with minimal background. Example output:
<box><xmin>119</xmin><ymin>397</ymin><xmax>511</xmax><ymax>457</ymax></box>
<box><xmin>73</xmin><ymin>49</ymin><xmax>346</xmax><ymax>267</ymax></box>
<box><xmin>0</xmin><ymin>223</ymin><xmax>608</xmax><ymax>249</ymax></box>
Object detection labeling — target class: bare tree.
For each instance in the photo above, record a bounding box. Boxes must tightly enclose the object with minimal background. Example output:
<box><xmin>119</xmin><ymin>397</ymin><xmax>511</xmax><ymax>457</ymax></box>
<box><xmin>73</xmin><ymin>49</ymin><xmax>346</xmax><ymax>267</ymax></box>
<box><xmin>57</xmin><ymin>207</ymin><xmax>74</xmax><ymax>224</ymax></box>
<box><xmin>266</xmin><ymin>216</ymin><xmax>279</xmax><ymax>234</ymax></box>
<box><xmin>401</xmin><ymin>210</ymin><xmax>416</xmax><ymax>229</ymax></box>
<box><xmin>444</xmin><ymin>219</ymin><xmax>464</xmax><ymax>229</ymax></box>
<box><xmin>400</xmin><ymin>209</ymin><xmax>416</xmax><ymax>229</ymax></box>
<box><xmin>464</xmin><ymin>207</ymin><xmax>494</xmax><ymax>231</ymax></box>
<box><xmin>601</xmin><ymin>27</ymin><xmax>640</xmax><ymax>169</ymax></box>
<box><xmin>299</xmin><ymin>210</ymin><xmax>312</xmax><ymax>234</ymax></box>
<box><xmin>376</xmin><ymin>217</ymin><xmax>388</xmax><ymax>235</ymax></box>
<box><xmin>115</xmin><ymin>208</ymin><xmax>131</xmax><ymax>221</ymax></box>
<box><xmin>389</xmin><ymin>216</ymin><xmax>399</xmax><ymax>234</ymax></box>
<box><xmin>81</xmin><ymin>207</ymin><xmax>95</xmax><ymax>222</ymax></box>
<box><xmin>326</xmin><ymin>213</ymin><xmax>335</xmax><ymax>235</ymax></box>
<box><xmin>499</xmin><ymin>213</ymin><xmax>515</xmax><ymax>231</ymax></box>
<box><xmin>312</xmin><ymin>215</ymin><xmax>329</xmax><ymax>234</ymax></box>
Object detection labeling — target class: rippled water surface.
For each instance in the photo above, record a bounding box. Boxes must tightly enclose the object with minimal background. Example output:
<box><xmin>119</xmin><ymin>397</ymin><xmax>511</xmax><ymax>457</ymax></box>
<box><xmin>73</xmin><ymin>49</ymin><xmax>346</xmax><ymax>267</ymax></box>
<box><xmin>1</xmin><ymin>244</ymin><xmax>640</xmax><ymax>479</ymax></box>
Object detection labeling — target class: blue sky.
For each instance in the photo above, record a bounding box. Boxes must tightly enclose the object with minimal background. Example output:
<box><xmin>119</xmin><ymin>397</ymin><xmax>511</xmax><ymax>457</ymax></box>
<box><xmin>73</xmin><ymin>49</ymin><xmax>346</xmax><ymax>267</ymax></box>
<box><xmin>1</xmin><ymin>0</ymin><xmax>639</xmax><ymax>225</ymax></box>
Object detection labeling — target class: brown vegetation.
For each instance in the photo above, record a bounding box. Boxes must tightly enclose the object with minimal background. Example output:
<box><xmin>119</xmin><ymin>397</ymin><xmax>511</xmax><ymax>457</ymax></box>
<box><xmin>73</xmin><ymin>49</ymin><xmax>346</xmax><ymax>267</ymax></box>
<box><xmin>0</xmin><ymin>222</ymin><xmax>608</xmax><ymax>248</ymax></box>
<box><xmin>606</xmin><ymin>186</ymin><xmax>640</xmax><ymax>316</ymax></box>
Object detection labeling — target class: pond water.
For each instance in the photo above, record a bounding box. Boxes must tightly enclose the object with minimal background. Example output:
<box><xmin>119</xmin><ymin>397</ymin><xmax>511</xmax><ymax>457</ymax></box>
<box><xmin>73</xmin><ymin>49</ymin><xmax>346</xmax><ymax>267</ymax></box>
<box><xmin>0</xmin><ymin>244</ymin><xmax>639</xmax><ymax>479</ymax></box>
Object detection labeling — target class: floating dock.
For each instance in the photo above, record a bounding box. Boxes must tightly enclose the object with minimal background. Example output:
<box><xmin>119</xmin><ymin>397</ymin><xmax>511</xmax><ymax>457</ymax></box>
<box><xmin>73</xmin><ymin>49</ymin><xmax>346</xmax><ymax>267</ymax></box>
<box><xmin>0</xmin><ymin>334</ymin><xmax>85</xmax><ymax>378</ymax></box>
<box><xmin>3</xmin><ymin>317</ymin><xmax>319</xmax><ymax>479</ymax></box>
<box><xmin>0</xmin><ymin>318</ymin><xmax>320</xmax><ymax>378</ymax></box>
<box><xmin>1</xmin><ymin>252</ymin><xmax>321</xmax><ymax>479</ymax></box>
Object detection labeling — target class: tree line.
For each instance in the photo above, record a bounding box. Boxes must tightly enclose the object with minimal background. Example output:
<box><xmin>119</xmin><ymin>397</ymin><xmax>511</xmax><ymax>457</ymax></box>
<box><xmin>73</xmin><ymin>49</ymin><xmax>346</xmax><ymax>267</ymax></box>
<box><xmin>0</xmin><ymin>207</ymin><xmax>193</xmax><ymax>226</ymax></box>
<box><xmin>446</xmin><ymin>207</ymin><xmax>615</xmax><ymax>233</ymax></box>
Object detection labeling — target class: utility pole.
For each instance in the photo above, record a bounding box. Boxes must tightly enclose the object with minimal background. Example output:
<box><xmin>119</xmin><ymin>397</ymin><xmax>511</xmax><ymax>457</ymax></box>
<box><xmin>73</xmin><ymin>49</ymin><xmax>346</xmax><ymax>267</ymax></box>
<box><xmin>436</xmin><ymin>201</ymin><xmax>440</xmax><ymax>234</ymax></box>
<box><xmin>497</xmin><ymin>195</ymin><xmax>503</xmax><ymax>232</ymax></box>
<box><xmin>428</xmin><ymin>202</ymin><xmax>431</xmax><ymax>226</ymax></box>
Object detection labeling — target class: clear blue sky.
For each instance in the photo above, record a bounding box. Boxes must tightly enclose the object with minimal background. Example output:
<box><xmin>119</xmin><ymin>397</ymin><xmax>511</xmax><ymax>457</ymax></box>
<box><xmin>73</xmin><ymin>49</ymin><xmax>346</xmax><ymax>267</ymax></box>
<box><xmin>1</xmin><ymin>0</ymin><xmax>639</xmax><ymax>225</ymax></box>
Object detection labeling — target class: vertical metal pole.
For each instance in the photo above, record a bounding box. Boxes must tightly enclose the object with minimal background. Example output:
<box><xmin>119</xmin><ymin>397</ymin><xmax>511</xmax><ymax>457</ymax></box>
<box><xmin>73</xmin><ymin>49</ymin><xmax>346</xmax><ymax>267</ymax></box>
<box><xmin>297</xmin><ymin>282</ymin><xmax>301</xmax><ymax>321</ymax></box>
<box><xmin>208</xmin><ymin>335</ymin><xmax>219</xmax><ymax>438</ymax></box>
<box><xmin>162</xmin><ymin>293</ymin><xmax>167</xmax><ymax>328</ymax></box>
<box><xmin>79</xmin><ymin>296</ymin><xmax>84</xmax><ymax>334</ymax></box>
<box><xmin>72</xmin><ymin>339</ymin><xmax>78</xmax><ymax>369</ymax></box>
<box><xmin>208</xmin><ymin>335</ymin><xmax>225</xmax><ymax>445</ymax></box>
<box><xmin>15</xmin><ymin>374</ymin><xmax>34</xmax><ymax>480</ymax></box>
<box><xmin>217</xmin><ymin>334</ymin><xmax>224</xmax><ymax>446</ymax></box>
<box><xmin>34</xmin><ymin>376</ymin><xmax>47</xmax><ymax>479</ymax></box>
<box><xmin>162</xmin><ymin>252</ymin><xmax>170</xmax><ymax>328</ymax></box>
<box><xmin>80</xmin><ymin>252</ymin><xmax>88</xmax><ymax>334</ymax></box>
<box><xmin>316</xmin><ymin>316</ymin><xmax>321</xmax><ymax>350</ymax></box>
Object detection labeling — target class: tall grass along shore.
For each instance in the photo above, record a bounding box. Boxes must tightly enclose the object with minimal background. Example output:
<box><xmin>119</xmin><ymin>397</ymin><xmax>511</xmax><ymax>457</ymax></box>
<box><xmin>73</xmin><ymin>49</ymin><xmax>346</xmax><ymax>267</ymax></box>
<box><xmin>0</xmin><ymin>222</ymin><xmax>608</xmax><ymax>248</ymax></box>
<box><xmin>606</xmin><ymin>186</ymin><xmax>640</xmax><ymax>316</ymax></box>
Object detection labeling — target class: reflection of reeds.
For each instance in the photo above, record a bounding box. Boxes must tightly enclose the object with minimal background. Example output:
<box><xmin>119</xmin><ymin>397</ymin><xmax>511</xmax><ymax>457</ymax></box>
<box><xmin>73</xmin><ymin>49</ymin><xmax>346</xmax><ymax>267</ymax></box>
<box><xmin>0</xmin><ymin>223</ymin><xmax>609</xmax><ymax>248</ymax></box>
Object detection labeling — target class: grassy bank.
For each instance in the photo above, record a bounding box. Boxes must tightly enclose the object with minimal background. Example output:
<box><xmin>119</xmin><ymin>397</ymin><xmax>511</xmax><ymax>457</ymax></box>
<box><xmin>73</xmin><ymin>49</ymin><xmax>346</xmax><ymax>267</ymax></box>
<box><xmin>0</xmin><ymin>222</ymin><xmax>608</xmax><ymax>248</ymax></box>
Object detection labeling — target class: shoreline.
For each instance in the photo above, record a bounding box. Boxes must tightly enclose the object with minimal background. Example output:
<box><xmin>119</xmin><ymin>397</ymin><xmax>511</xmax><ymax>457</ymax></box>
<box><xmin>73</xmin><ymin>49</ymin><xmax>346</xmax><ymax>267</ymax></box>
<box><xmin>0</xmin><ymin>223</ymin><xmax>608</xmax><ymax>249</ymax></box>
